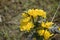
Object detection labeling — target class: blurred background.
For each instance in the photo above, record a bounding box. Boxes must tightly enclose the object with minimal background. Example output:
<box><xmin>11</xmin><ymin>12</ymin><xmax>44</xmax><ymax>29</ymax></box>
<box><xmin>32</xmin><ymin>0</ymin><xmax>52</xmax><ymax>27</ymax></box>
<box><xmin>0</xmin><ymin>0</ymin><xmax>60</xmax><ymax>40</ymax></box>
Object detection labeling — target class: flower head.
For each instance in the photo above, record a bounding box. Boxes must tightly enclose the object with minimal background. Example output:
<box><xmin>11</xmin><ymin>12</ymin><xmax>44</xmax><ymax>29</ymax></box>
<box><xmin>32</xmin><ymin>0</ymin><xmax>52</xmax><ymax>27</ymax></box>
<box><xmin>22</xmin><ymin>17</ymin><xmax>31</xmax><ymax>22</ymax></box>
<box><xmin>37</xmin><ymin>29</ymin><xmax>45</xmax><ymax>36</ymax></box>
<box><xmin>20</xmin><ymin>22</ymin><xmax>34</xmax><ymax>32</ymax></box>
<box><xmin>28</xmin><ymin>9</ymin><xmax>38</xmax><ymax>18</ymax></box>
<box><xmin>37</xmin><ymin>9</ymin><xmax>46</xmax><ymax>18</ymax></box>
<box><xmin>41</xmin><ymin>21</ymin><xmax>54</xmax><ymax>29</ymax></box>
<box><xmin>44</xmin><ymin>30</ymin><xmax>54</xmax><ymax>40</ymax></box>
<box><xmin>27</xmin><ymin>9</ymin><xmax>46</xmax><ymax>18</ymax></box>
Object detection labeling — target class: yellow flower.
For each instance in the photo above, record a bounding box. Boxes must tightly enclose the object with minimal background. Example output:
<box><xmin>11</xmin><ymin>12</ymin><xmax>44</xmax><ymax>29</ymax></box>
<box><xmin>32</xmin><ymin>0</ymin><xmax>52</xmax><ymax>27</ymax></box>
<box><xmin>41</xmin><ymin>21</ymin><xmax>46</xmax><ymax>28</ymax></box>
<box><xmin>37</xmin><ymin>29</ymin><xmax>45</xmax><ymax>36</ymax></box>
<box><xmin>28</xmin><ymin>9</ymin><xmax>38</xmax><ymax>18</ymax></box>
<box><xmin>20</xmin><ymin>17</ymin><xmax>31</xmax><ymax>26</ymax></box>
<box><xmin>27</xmin><ymin>9</ymin><xmax>46</xmax><ymax>18</ymax></box>
<box><xmin>20</xmin><ymin>22</ymin><xmax>34</xmax><ymax>32</ymax></box>
<box><xmin>37</xmin><ymin>9</ymin><xmax>46</xmax><ymax>18</ymax></box>
<box><xmin>44</xmin><ymin>30</ymin><xmax>54</xmax><ymax>40</ymax></box>
<box><xmin>41</xmin><ymin>21</ymin><xmax>54</xmax><ymax>29</ymax></box>
<box><xmin>37</xmin><ymin>30</ymin><xmax>53</xmax><ymax>40</ymax></box>
<box><xmin>22</xmin><ymin>17</ymin><xmax>31</xmax><ymax>22</ymax></box>
<box><xmin>22</xmin><ymin>13</ymin><xmax>28</xmax><ymax>17</ymax></box>
<box><xmin>45</xmin><ymin>22</ymin><xmax>54</xmax><ymax>28</ymax></box>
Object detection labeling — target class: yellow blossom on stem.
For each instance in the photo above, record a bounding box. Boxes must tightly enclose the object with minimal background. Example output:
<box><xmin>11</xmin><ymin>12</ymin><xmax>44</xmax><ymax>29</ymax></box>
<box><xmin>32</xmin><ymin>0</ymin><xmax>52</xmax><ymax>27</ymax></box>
<box><xmin>41</xmin><ymin>21</ymin><xmax>46</xmax><ymax>28</ymax></box>
<box><xmin>44</xmin><ymin>30</ymin><xmax>54</xmax><ymax>40</ymax></box>
<box><xmin>37</xmin><ymin>29</ymin><xmax>54</xmax><ymax>40</ymax></box>
<box><xmin>22</xmin><ymin>17</ymin><xmax>31</xmax><ymax>22</ymax></box>
<box><xmin>20</xmin><ymin>17</ymin><xmax>31</xmax><ymax>26</ymax></box>
<box><xmin>37</xmin><ymin>29</ymin><xmax>45</xmax><ymax>36</ymax></box>
<box><xmin>27</xmin><ymin>9</ymin><xmax>46</xmax><ymax>18</ymax></box>
<box><xmin>41</xmin><ymin>21</ymin><xmax>54</xmax><ymax>29</ymax></box>
<box><xmin>28</xmin><ymin>9</ymin><xmax>38</xmax><ymax>18</ymax></box>
<box><xmin>37</xmin><ymin>9</ymin><xmax>46</xmax><ymax>18</ymax></box>
<box><xmin>20</xmin><ymin>22</ymin><xmax>34</xmax><ymax>32</ymax></box>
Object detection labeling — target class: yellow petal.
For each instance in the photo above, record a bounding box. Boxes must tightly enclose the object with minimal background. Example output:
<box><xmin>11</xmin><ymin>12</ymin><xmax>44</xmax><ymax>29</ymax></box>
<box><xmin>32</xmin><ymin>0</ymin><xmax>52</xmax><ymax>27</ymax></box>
<box><xmin>37</xmin><ymin>30</ymin><xmax>45</xmax><ymax>36</ymax></box>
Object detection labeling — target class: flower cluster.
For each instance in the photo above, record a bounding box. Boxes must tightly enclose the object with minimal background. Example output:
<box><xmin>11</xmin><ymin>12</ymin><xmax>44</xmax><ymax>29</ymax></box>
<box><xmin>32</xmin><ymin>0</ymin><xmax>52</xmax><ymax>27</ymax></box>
<box><xmin>28</xmin><ymin>9</ymin><xmax>46</xmax><ymax>18</ymax></box>
<box><xmin>37</xmin><ymin>29</ymin><xmax>54</xmax><ymax>40</ymax></box>
<box><xmin>37</xmin><ymin>21</ymin><xmax>54</xmax><ymax>40</ymax></box>
<box><xmin>20</xmin><ymin>9</ymin><xmax>46</xmax><ymax>32</ymax></box>
<box><xmin>20</xmin><ymin>16</ymin><xmax>34</xmax><ymax>32</ymax></box>
<box><xmin>20</xmin><ymin>9</ymin><xmax>60</xmax><ymax>40</ymax></box>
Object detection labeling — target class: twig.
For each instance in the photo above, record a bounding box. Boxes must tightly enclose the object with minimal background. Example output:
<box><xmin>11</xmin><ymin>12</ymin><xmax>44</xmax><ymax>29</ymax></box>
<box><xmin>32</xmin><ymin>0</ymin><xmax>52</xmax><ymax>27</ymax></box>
<box><xmin>51</xmin><ymin>2</ymin><xmax>60</xmax><ymax>22</ymax></box>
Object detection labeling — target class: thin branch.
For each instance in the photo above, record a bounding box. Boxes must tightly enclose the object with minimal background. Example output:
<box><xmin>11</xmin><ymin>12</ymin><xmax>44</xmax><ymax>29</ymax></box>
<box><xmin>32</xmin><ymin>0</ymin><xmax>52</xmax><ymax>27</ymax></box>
<box><xmin>51</xmin><ymin>2</ymin><xmax>60</xmax><ymax>22</ymax></box>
